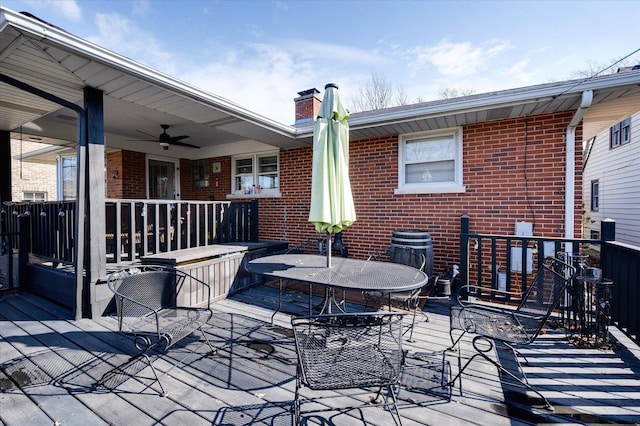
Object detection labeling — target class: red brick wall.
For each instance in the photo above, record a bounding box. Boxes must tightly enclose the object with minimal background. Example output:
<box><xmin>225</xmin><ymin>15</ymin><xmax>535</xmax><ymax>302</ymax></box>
<box><xmin>107</xmin><ymin>151</ymin><xmax>231</xmax><ymax>201</ymax></box>
<box><xmin>256</xmin><ymin>111</ymin><xmax>582</xmax><ymax>273</ymax></box>
<box><xmin>106</xmin><ymin>111</ymin><xmax>582</xmax><ymax>275</ymax></box>
<box><xmin>180</xmin><ymin>157</ymin><xmax>232</xmax><ymax>201</ymax></box>
<box><xmin>295</xmin><ymin>91</ymin><xmax>322</xmax><ymax>123</ymax></box>
<box><xmin>106</xmin><ymin>150</ymin><xmax>146</xmax><ymax>199</ymax></box>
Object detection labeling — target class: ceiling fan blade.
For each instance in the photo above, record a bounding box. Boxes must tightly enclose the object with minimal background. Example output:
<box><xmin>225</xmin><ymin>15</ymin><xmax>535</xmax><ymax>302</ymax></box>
<box><xmin>169</xmin><ymin>140</ymin><xmax>199</xmax><ymax>148</ymax></box>
<box><xmin>170</xmin><ymin>135</ymin><xmax>190</xmax><ymax>142</ymax></box>
<box><xmin>125</xmin><ymin>139</ymin><xmax>157</xmax><ymax>142</ymax></box>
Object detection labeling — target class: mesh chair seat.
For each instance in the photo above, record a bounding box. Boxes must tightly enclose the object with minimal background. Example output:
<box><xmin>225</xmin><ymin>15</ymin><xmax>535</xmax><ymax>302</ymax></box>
<box><xmin>122</xmin><ymin>308</ymin><xmax>213</xmax><ymax>349</ymax></box>
<box><xmin>448</xmin><ymin>257</ymin><xmax>576</xmax><ymax>411</ymax></box>
<box><xmin>450</xmin><ymin>306</ymin><xmax>532</xmax><ymax>345</ymax></box>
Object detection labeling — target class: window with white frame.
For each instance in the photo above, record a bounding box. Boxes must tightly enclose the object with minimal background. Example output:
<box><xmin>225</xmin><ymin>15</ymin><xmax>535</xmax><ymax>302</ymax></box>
<box><xmin>58</xmin><ymin>155</ymin><xmax>77</xmax><ymax>200</ymax></box>
<box><xmin>397</xmin><ymin>128</ymin><xmax>464</xmax><ymax>194</ymax></box>
<box><xmin>610</xmin><ymin>117</ymin><xmax>631</xmax><ymax>148</ymax></box>
<box><xmin>590</xmin><ymin>180</ymin><xmax>599</xmax><ymax>211</ymax></box>
<box><xmin>232</xmin><ymin>152</ymin><xmax>279</xmax><ymax>196</ymax></box>
<box><xmin>22</xmin><ymin>191</ymin><xmax>47</xmax><ymax>202</ymax></box>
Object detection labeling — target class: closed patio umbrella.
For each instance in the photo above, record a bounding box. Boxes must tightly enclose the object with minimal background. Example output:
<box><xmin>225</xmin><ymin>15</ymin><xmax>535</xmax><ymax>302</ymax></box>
<box><xmin>309</xmin><ymin>83</ymin><xmax>356</xmax><ymax>267</ymax></box>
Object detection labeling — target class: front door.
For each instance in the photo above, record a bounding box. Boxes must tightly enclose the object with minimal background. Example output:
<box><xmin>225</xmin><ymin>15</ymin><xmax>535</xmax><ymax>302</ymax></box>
<box><xmin>147</xmin><ymin>158</ymin><xmax>179</xmax><ymax>199</ymax></box>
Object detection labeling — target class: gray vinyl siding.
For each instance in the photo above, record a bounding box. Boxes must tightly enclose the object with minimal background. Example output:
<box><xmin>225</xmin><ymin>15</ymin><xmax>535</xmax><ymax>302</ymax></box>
<box><xmin>583</xmin><ymin>113</ymin><xmax>640</xmax><ymax>247</ymax></box>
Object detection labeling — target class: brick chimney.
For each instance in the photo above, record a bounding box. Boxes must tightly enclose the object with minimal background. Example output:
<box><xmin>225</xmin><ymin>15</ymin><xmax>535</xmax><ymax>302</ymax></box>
<box><xmin>294</xmin><ymin>88</ymin><xmax>321</xmax><ymax>124</ymax></box>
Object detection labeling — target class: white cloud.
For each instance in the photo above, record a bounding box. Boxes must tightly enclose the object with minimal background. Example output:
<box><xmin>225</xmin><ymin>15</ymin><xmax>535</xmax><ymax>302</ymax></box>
<box><xmin>131</xmin><ymin>0</ymin><xmax>152</xmax><ymax>16</ymax></box>
<box><xmin>87</xmin><ymin>13</ymin><xmax>177</xmax><ymax>75</ymax></box>
<box><xmin>20</xmin><ymin>0</ymin><xmax>82</xmax><ymax>22</ymax></box>
<box><xmin>505</xmin><ymin>59</ymin><xmax>536</xmax><ymax>84</ymax></box>
<box><xmin>408</xmin><ymin>39</ymin><xmax>513</xmax><ymax>77</ymax></box>
<box><xmin>46</xmin><ymin>0</ymin><xmax>81</xmax><ymax>21</ymax></box>
<box><xmin>177</xmin><ymin>39</ymin><xmax>387</xmax><ymax>123</ymax></box>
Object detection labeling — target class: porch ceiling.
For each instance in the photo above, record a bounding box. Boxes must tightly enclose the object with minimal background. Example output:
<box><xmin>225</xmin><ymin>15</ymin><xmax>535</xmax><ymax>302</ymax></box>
<box><xmin>0</xmin><ymin>8</ymin><xmax>301</xmax><ymax>159</ymax></box>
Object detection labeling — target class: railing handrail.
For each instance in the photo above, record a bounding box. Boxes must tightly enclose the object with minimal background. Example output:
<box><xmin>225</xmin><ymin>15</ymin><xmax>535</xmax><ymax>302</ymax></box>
<box><xmin>105</xmin><ymin>198</ymin><xmax>230</xmax><ymax>205</ymax></box>
<box><xmin>2</xmin><ymin>199</ymin><xmax>258</xmax><ymax>265</ymax></box>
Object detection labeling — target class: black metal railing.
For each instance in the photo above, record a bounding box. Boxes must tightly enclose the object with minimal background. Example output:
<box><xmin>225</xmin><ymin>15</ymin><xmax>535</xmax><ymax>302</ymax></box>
<box><xmin>460</xmin><ymin>214</ymin><xmax>640</xmax><ymax>346</ymax></box>
<box><xmin>600</xmin><ymin>240</ymin><xmax>640</xmax><ymax>345</ymax></box>
<box><xmin>1</xmin><ymin>199</ymin><xmax>260</xmax><ymax>266</ymax></box>
<box><xmin>1</xmin><ymin>201</ymin><xmax>76</xmax><ymax>265</ymax></box>
<box><xmin>0</xmin><ymin>214</ymin><xmax>31</xmax><ymax>292</ymax></box>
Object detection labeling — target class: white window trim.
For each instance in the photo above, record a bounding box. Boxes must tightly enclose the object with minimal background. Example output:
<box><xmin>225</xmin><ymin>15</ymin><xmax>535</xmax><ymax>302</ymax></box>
<box><xmin>395</xmin><ymin>127</ymin><xmax>465</xmax><ymax>195</ymax></box>
<box><xmin>22</xmin><ymin>191</ymin><xmax>47</xmax><ymax>202</ymax></box>
<box><xmin>228</xmin><ymin>151</ymin><xmax>282</xmax><ymax>199</ymax></box>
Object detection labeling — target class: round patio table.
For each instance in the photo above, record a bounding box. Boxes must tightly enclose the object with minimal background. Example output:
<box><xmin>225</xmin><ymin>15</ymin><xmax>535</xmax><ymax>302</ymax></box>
<box><xmin>247</xmin><ymin>253</ymin><xmax>428</xmax><ymax>317</ymax></box>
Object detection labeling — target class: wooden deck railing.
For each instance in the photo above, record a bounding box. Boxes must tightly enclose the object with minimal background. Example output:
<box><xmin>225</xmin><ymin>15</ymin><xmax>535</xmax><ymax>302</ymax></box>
<box><xmin>1</xmin><ymin>199</ymin><xmax>259</xmax><ymax>265</ymax></box>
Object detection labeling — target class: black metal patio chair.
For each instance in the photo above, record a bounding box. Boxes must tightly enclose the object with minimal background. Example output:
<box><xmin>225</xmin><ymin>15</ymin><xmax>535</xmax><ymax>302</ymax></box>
<box><xmin>96</xmin><ymin>264</ymin><xmax>215</xmax><ymax>396</ymax></box>
<box><xmin>448</xmin><ymin>256</ymin><xmax>575</xmax><ymax>410</ymax></box>
<box><xmin>291</xmin><ymin>313</ymin><xmax>405</xmax><ymax>425</ymax></box>
<box><xmin>362</xmin><ymin>245</ymin><xmax>431</xmax><ymax>341</ymax></box>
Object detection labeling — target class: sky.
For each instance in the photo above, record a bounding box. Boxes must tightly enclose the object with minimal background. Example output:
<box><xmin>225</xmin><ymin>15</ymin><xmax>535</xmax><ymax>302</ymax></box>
<box><xmin>1</xmin><ymin>0</ymin><xmax>639</xmax><ymax>125</ymax></box>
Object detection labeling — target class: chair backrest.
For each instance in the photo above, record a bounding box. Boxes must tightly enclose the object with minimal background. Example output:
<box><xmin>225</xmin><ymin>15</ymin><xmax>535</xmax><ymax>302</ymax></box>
<box><xmin>389</xmin><ymin>245</ymin><xmax>426</xmax><ymax>272</ymax></box>
<box><xmin>514</xmin><ymin>256</ymin><xmax>576</xmax><ymax>336</ymax></box>
<box><xmin>291</xmin><ymin>313</ymin><xmax>404</xmax><ymax>390</ymax></box>
<box><xmin>108</xmin><ymin>265</ymin><xmax>180</xmax><ymax>320</ymax></box>
<box><xmin>369</xmin><ymin>245</ymin><xmax>426</xmax><ymax>272</ymax></box>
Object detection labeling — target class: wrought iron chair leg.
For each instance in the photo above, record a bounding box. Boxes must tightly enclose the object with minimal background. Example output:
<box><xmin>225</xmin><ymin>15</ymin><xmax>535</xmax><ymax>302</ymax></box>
<box><xmin>386</xmin><ymin>384</ymin><xmax>403</xmax><ymax>426</ymax></box>
<box><xmin>447</xmin><ymin>351</ymin><xmax>485</xmax><ymax>388</ymax></box>
<box><xmin>198</xmin><ymin>327</ymin><xmax>217</xmax><ymax>356</ymax></box>
<box><xmin>96</xmin><ymin>349</ymin><xmax>167</xmax><ymax>396</ymax></box>
<box><xmin>270</xmin><ymin>278</ymin><xmax>284</xmax><ymax>325</ymax></box>
<box><xmin>504</xmin><ymin>342</ymin><xmax>530</xmax><ymax>366</ymax></box>
<box><xmin>142</xmin><ymin>352</ymin><xmax>167</xmax><ymax>396</ymax></box>
<box><xmin>447</xmin><ymin>328</ymin><xmax>465</xmax><ymax>351</ymax></box>
<box><xmin>450</xmin><ymin>336</ymin><xmax>554</xmax><ymax>411</ymax></box>
<box><xmin>293</xmin><ymin>371</ymin><xmax>302</xmax><ymax>425</ymax></box>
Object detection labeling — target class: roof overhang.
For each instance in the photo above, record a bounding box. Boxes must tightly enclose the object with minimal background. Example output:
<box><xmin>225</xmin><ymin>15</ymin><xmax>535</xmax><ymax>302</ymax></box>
<box><xmin>0</xmin><ymin>7</ymin><xmax>301</xmax><ymax>159</ymax></box>
<box><xmin>296</xmin><ymin>72</ymin><xmax>640</xmax><ymax>142</ymax></box>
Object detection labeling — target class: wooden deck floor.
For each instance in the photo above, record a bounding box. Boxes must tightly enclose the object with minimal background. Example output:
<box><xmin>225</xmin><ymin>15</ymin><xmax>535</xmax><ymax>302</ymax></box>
<box><xmin>1</xmin><ymin>284</ymin><xmax>640</xmax><ymax>425</ymax></box>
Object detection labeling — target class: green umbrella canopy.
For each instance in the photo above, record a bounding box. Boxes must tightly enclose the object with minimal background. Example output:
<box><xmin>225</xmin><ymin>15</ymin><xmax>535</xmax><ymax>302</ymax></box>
<box><xmin>308</xmin><ymin>84</ymin><xmax>356</xmax><ymax>234</ymax></box>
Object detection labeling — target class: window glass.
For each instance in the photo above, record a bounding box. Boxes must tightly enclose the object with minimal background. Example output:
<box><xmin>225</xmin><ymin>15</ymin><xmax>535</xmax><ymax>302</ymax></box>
<box><xmin>193</xmin><ymin>159</ymin><xmax>210</xmax><ymax>188</ymax></box>
<box><xmin>398</xmin><ymin>129</ymin><xmax>462</xmax><ymax>193</ymax></box>
<box><xmin>60</xmin><ymin>156</ymin><xmax>77</xmax><ymax>200</ymax></box>
<box><xmin>258</xmin><ymin>155</ymin><xmax>278</xmax><ymax>189</ymax></box>
<box><xmin>232</xmin><ymin>153</ymin><xmax>279</xmax><ymax>195</ymax></box>
<box><xmin>610</xmin><ymin>118</ymin><xmax>631</xmax><ymax>148</ymax></box>
<box><xmin>591</xmin><ymin>180</ymin><xmax>599</xmax><ymax>211</ymax></box>
<box><xmin>23</xmin><ymin>191</ymin><xmax>47</xmax><ymax>202</ymax></box>
<box><xmin>621</xmin><ymin>118</ymin><xmax>631</xmax><ymax>144</ymax></box>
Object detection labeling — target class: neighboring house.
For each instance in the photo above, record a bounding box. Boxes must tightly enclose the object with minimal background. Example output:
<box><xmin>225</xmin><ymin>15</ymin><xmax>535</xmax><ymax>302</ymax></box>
<box><xmin>2</xmin><ymin>7</ymin><xmax>640</xmax><ymax>318</ymax></box>
<box><xmin>9</xmin><ymin>138</ymin><xmax>57</xmax><ymax>202</ymax></box>
<box><xmin>583</xmin><ymin>111</ymin><xmax>640</xmax><ymax>248</ymax></box>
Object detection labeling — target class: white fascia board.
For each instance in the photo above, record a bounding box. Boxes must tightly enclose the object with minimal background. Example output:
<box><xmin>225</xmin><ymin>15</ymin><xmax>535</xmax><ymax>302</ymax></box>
<box><xmin>347</xmin><ymin>73</ymin><xmax>640</xmax><ymax>132</ymax></box>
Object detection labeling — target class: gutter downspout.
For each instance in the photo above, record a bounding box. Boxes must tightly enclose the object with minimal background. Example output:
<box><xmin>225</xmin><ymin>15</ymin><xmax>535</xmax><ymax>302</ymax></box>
<box><xmin>565</xmin><ymin>90</ymin><xmax>593</xmax><ymax>241</ymax></box>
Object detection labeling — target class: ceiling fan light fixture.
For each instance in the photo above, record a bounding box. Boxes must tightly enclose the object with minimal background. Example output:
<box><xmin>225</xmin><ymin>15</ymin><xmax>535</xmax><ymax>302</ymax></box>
<box><xmin>160</xmin><ymin>142</ymin><xmax>169</xmax><ymax>150</ymax></box>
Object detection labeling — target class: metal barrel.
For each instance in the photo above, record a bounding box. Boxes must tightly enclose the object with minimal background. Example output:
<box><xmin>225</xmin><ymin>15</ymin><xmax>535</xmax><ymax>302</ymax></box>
<box><xmin>391</xmin><ymin>229</ymin><xmax>433</xmax><ymax>276</ymax></box>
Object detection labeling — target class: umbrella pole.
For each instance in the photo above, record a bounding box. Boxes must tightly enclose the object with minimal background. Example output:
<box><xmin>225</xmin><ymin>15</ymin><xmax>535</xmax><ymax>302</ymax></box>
<box><xmin>326</xmin><ymin>231</ymin><xmax>332</xmax><ymax>268</ymax></box>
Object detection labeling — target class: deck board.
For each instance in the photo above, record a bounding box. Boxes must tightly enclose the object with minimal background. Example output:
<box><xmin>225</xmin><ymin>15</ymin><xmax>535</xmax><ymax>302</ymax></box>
<box><xmin>2</xmin><ymin>286</ymin><xmax>640</xmax><ymax>425</ymax></box>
